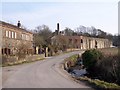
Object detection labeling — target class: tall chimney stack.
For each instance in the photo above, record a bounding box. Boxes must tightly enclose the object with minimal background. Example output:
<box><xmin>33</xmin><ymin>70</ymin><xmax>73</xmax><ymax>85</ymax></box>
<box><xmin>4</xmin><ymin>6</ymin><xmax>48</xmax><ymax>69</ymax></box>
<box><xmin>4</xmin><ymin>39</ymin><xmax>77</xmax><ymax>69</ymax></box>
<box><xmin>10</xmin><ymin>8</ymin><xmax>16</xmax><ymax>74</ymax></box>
<box><xmin>57</xmin><ymin>23</ymin><xmax>59</xmax><ymax>31</ymax></box>
<box><xmin>17</xmin><ymin>21</ymin><xmax>21</xmax><ymax>28</ymax></box>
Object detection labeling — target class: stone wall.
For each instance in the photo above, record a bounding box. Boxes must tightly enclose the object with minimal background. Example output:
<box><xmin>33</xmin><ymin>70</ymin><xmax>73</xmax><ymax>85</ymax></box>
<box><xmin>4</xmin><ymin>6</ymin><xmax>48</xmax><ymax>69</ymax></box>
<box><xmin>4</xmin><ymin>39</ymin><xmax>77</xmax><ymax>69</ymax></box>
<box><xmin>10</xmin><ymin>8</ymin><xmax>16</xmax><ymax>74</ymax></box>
<box><xmin>1</xmin><ymin>21</ymin><xmax>33</xmax><ymax>55</ymax></box>
<box><xmin>51</xmin><ymin>35</ymin><xmax>112</xmax><ymax>50</ymax></box>
<box><xmin>2</xmin><ymin>54</ymin><xmax>45</xmax><ymax>66</ymax></box>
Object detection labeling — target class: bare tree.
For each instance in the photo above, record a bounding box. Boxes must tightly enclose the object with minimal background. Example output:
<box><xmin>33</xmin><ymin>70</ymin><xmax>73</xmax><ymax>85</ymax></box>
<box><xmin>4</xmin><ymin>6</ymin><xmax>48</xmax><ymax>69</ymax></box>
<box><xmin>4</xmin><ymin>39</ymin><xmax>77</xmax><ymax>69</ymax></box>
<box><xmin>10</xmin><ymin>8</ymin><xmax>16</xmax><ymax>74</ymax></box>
<box><xmin>16</xmin><ymin>42</ymin><xmax>29</xmax><ymax>60</ymax></box>
<box><xmin>33</xmin><ymin>25</ymin><xmax>52</xmax><ymax>47</ymax></box>
<box><xmin>64</xmin><ymin>27</ymin><xmax>74</xmax><ymax>36</ymax></box>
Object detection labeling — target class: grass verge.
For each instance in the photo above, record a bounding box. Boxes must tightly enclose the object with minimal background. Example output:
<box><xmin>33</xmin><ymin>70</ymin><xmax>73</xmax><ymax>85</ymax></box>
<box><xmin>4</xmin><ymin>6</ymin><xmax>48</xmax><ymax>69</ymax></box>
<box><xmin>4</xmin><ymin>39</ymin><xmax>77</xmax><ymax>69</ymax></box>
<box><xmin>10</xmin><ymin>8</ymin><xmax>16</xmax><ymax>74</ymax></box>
<box><xmin>63</xmin><ymin>52</ymin><xmax>120</xmax><ymax>89</ymax></box>
<box><xmin>77</xmin><ymin>77</ymin><xmax>120</xmax><ymax>89</ymax></box>
<box><xmin>2</xmin><ymin>58</ymin><xmax>44</xmax><ymax>67</ymax></box>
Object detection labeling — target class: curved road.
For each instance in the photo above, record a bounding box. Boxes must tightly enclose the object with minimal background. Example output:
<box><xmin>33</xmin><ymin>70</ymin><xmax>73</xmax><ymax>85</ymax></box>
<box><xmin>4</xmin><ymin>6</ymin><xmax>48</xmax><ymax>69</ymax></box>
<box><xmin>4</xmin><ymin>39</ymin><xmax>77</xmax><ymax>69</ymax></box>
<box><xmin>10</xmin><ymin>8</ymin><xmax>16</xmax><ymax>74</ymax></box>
<box><xmin>2</xmin><ymin>51</ymin><xmax>91</xmax><ymax>88</ymax></box>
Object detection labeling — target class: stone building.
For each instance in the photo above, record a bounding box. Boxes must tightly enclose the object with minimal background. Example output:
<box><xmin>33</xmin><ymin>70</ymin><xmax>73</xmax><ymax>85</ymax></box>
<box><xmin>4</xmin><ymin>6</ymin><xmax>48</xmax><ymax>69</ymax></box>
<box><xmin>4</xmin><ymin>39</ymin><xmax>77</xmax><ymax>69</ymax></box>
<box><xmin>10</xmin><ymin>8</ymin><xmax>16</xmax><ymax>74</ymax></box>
<box><xmin>51</xmin><ymin>23</ymin><xmax>112</xmax><ymax>50</ymax></box>
<box><xmin>0</xmin><ymin>21</ymin><xmax>33</xmax><ymax>55</ymax></box>
<box><xmin>51</xmin><ymin>35</ymin><xmax>112</xmax><ymax>50</ymax></box>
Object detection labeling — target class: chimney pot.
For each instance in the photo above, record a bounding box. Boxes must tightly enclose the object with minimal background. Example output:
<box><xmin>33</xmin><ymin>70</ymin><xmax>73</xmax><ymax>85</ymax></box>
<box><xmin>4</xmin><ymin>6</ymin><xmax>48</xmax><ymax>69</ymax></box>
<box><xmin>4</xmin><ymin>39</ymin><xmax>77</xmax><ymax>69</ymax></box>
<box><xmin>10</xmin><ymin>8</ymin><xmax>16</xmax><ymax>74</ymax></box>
<box><xmin>17</xmin><ymin>21</ymin><xmax>21</xmax><ymax>28</ymax></box>
<box><xmin>57</xmin><ymin>23</ymin><xmax>59</xmax><ymax>31</ymax></box>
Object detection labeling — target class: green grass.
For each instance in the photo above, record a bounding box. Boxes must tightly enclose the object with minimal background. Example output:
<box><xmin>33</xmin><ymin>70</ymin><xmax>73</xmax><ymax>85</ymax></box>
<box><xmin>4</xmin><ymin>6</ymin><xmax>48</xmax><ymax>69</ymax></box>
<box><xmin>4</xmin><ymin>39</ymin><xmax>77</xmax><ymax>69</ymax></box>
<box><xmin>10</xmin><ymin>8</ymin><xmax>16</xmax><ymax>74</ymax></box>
<box><xmin>2</xmin><ymin>50</ymin><xmax>75</xmax><ymax>67</ymax></box>
<box><xmin>98</xmin><ymin>47</ymin><xmax>118</xmax><ymax>56</ymax></box>
<box><xmin>77</xmin><ymin>77</ymin><xmax>120</xmax><ymax>89</ymax></box>
<box><xmin>2</xmin><ymin>58</ymin><xmax>44</xmax><ymax>67</ymax></box>
<box><xmin>64</xmin><ymin>54</ymin><xmax>78</xmax><ymax>67</ymax></box>
<box><xmin>63</xmin><ymin>52</ymin><xmax>120</xmax><ymax>89</ymax></box>
<box><xmin>65</xmin><ymin>54</ymin><xmax>78</xmax><ymax>63</ymax></box>
<box><xmin>65</xmin><ymin>54</ymin><xmax>78</xmax><ymax>62</ymax></box>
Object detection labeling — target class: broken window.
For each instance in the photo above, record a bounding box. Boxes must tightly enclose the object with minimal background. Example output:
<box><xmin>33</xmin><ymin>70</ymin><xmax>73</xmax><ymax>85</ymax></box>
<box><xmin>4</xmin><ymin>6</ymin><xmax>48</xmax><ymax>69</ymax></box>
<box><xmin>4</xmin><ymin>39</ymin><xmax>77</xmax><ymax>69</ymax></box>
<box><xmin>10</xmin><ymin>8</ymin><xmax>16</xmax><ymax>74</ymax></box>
<box><xmin>81</xmin><ymin>39</ymin><xmax>83</xmax><ymax>43</ymax></box>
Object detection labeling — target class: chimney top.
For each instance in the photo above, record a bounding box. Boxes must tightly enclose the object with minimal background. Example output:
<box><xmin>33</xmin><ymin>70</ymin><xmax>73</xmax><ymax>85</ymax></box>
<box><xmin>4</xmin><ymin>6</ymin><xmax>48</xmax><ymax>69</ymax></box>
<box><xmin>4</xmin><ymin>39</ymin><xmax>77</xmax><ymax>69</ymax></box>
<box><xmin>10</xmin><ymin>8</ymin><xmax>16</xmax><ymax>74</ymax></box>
<box><xmin>57</xmin><ymin>23</ymin><xmax>59</xmax><ymax>31</ymax></box>
<box><xmin>17</xmin><ymin>21</ymin><xmax>21</xmax><ymax>28</ymax></box>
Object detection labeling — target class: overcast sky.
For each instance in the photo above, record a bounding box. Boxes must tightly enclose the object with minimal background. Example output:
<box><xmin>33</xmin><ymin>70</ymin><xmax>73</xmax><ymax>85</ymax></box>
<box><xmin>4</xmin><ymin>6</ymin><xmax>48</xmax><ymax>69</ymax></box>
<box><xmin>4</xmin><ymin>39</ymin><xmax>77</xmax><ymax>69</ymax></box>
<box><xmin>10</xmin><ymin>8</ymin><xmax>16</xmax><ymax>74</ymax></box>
<box><xmin>1</xmin><ymin>0</ymin><xmax>119</xmax><ymax>35</ymax></box>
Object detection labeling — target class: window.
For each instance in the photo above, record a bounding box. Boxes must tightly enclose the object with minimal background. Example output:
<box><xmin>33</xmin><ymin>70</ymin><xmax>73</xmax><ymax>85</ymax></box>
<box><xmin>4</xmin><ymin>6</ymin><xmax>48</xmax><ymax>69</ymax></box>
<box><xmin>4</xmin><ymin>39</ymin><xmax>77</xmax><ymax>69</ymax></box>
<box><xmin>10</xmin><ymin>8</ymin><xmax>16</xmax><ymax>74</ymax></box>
<box><xmin>30</xmin><ymin>35</ymin><xmax>33</xmax><ymax>41</ymax></box>
<box><xmin>26</xmin><ymin>35</ymin><xmax>27</xmax><ymax>40</ymax></box>
<box><xmin>12</xmin><ymin>32</ymin><xmax>14</xmax><ymax>38</ymax></box>
<box><xmin>22</xmin><ymin>34</ymin><xmax>26</xmax><ymax>40</ymax></box>
<box><xmin>3</xmin><ymin>48</ymin><xmax>11</xmax><ymax>55</ymax></box>
<box><xmin>26</xmin><ymin>35</ymin><xmax>30</xmax><ymax>40</ymax></box>
<box><xmin>6</xmin><ymin>31</ymin><xmax>8</xmax><ymax>37</ymax></box>
<box><xmin>81</xmin><ymin>39</ymin><xmax>83</xmax><ymax>43</ymax></box>
<box><xmin>15</xmin><ymin>32</ymin><xmax>17</xmax><ymax>39</ymax></box>
<box><xmin>22</xmin><ymin>34</ymin><xmax>24</xmax><ymax>40</ymax></box>
<box><xmin>9</xmin><ymin>31</ymin><xmax>11</xmax><ymax>38</ymax></box>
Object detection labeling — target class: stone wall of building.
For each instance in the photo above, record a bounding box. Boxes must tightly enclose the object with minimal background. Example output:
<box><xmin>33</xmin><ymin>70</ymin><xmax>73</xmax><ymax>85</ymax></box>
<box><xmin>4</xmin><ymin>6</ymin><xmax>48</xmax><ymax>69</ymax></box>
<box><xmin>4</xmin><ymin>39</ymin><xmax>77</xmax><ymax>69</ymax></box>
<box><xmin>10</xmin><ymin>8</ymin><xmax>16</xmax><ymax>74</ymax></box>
<box><xmin>1</xmin><ymin>21</ymin><xmax>33</xmax><ymax>56</ymax></box>
<box><xmin>51</xmin><ymin>35</ymin><xmax>112</xmax><ymax>50</ymax></box>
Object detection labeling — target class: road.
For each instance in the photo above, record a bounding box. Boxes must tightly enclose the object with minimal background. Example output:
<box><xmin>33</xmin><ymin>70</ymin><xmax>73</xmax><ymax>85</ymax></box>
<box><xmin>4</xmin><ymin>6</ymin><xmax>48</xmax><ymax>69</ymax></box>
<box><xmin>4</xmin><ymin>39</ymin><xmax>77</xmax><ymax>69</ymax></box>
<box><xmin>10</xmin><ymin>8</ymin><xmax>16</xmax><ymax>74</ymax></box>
<box><xmin>2</xmin><ymin>51</ymin><xmax>91</xmax><ymax>88</ymax></box>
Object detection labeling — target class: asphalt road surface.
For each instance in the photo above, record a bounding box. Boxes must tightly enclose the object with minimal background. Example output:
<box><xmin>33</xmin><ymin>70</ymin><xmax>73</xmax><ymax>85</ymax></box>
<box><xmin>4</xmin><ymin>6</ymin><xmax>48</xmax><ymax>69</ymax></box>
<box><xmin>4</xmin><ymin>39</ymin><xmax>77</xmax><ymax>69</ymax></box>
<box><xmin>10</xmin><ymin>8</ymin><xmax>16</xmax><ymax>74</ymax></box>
<box><xmin>2</xmin><ymin>51</ymin><xmax>91</xmax><ymax>88</ymax></box>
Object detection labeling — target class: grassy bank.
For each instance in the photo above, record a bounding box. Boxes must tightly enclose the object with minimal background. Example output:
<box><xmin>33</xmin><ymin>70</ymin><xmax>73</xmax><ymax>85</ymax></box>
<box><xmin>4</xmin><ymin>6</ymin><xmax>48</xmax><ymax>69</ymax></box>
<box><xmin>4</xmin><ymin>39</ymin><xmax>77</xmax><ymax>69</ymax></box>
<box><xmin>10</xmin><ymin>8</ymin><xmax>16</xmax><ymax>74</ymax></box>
<box><xmin>77</xmin><ymin>77</ymin><xmax>120</xmax><ymax>89</ymax></box>
<box><xmin>63</xmin><ymin>48</ymin><xmax>120</xmax><ymax>89</ymax></box>
<box><xmin>2</xmin><ymin>58</ymin><xmax>44</xmax><ymax>67</ymax></box>
<box><xmin>98</xmin><ymin>47</ymin><xmax>118</xmax><ymax>56</ymax></box>
<box><xmin>2</xmin><ymin>50</ymin><xmax>73</xmax><ymax>67</ymax></box>
<box><xmin>64</xmin><ymin>54</ymin><xmax>78</xmax><ymax>69</ymax></box>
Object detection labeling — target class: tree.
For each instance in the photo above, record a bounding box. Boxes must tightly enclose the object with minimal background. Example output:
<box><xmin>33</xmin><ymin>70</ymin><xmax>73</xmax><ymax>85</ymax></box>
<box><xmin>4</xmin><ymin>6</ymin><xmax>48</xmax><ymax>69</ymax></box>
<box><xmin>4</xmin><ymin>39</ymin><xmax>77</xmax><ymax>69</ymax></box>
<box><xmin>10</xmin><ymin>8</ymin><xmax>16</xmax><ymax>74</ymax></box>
<box><xmin>16</xmin><ymin>42</ymin><xmax>29</xmax><ymax>60</ymax></box>
<box><xmin>33</xmin><ymin>34</ymin><xmax>45</xmax><ymax>47</ymax></box>
<box><xmin>33</xmin><ymin>25</ymin><xmax>52</xmax><ymax>47</ymax></box>
<box><xmin>106</xmin><ymin>33</ymin><xmax>113</xmax><ymax>40</ymax></box>
<box><xmin>21</xmin><ymin>25</ymin><xmax>27</xmax><ymax>30</ymax></box>
<box><xmin>97</xmin><ymin>29</ymin><xmax>107</xmax><ymax>38</ymax></box>
<box><xmin>57</xmin><ymin>35</ymin><xmax>69</xmax><ymax>51</ymax></box>
<box><xmin>75</xmin><ymin>25</ymin><xmax>86</xmax><ymax>35</ymax></box>
<box><xmin>64</xmin><ymin>27</ymin><xmax>74</xmax><ymax>36</ymax></box>
<box><xmin>92</xmin><ymin>27</ymin><xmax>97</xmax><ymax>36</ymax></box>
<box><xmin>112</xmin><ymin>35</ymin><xmax>120</xmax><ymax>47</ymax></box>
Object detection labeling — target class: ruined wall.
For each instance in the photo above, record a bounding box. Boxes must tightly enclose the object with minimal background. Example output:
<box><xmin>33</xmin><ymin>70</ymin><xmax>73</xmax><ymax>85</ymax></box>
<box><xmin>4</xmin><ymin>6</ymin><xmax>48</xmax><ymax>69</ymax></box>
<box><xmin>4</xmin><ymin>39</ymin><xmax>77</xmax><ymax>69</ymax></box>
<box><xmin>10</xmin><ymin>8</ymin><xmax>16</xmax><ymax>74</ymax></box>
<box><xmin>51</xmin><ymin>35</ymin><xmax>112</xmax><ymax>50</ymax></box>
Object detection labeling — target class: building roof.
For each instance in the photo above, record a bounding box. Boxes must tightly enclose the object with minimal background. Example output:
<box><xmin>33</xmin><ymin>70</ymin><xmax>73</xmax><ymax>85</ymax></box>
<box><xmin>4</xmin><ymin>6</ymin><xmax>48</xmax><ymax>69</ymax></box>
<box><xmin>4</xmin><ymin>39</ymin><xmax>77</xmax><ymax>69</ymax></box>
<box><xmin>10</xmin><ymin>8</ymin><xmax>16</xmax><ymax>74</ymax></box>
<box><xmin>0</xmin><ymin>21</ymin><xmax>33</xmax><ymax>34</ymax></box>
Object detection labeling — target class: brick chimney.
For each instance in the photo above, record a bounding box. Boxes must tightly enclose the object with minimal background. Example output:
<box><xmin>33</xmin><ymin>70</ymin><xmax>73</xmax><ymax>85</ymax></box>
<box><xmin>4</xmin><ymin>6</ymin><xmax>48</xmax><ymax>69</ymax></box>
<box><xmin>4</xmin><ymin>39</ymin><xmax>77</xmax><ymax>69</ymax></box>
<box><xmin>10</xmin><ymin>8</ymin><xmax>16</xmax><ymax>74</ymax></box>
<box><xmin>17</xmin><ymin>21</ymin><xmax>21</xmax><ymax>28</ymax></box>
<box><xmin>57</xmin><ymin>23</ymin><xmax>59</xmax><ymax>31</ymax></box>
<box><xmin>56</xmin><ymin>23</ymin><xmax>59</xmax><ymax>35</ymax></box>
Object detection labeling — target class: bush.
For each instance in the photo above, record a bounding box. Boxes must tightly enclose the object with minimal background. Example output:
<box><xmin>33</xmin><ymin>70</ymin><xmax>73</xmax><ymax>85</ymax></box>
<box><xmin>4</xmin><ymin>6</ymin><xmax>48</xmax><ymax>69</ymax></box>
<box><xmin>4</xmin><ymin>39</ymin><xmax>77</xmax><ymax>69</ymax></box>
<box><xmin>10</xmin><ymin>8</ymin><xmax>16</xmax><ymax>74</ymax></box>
<box><xmin>82</xmin><ymin>49</ymin><xmax>103</xmax><ymax>68</ymax></box>
<box><xmin>97</xmin><ymin>55</ymin><xmax>120</xmax><ymax>85</ymax></box>
<box><xmin>82</xmin><ymin>48</ymin><xmax>120</xmax><ymax>86</ymax></box>
<box><xmin>82</xmin><ymin>49</ymin><xmax>103</xmax><ymax>76</ymax></box>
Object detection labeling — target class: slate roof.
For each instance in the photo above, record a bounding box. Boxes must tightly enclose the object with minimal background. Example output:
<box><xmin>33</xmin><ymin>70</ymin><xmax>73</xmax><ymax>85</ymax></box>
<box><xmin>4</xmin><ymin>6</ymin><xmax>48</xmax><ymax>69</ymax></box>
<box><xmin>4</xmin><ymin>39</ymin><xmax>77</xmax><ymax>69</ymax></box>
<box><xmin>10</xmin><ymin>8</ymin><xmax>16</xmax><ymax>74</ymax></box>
<box><xmin>0</xmin><ymin>21</ymin><xmax>33</xmax><ymax>34</ymax></box>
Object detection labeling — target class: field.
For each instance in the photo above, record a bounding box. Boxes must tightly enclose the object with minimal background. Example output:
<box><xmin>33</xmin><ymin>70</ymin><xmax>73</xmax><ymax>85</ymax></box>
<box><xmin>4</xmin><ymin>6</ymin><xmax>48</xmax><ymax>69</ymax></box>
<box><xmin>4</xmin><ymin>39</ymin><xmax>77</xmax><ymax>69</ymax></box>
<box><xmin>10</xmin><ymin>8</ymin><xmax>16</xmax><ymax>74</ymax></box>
<box><xmin>98</xmin><ymin>47</ymin><xmax>118</xmax><ymax>56</ymax></box>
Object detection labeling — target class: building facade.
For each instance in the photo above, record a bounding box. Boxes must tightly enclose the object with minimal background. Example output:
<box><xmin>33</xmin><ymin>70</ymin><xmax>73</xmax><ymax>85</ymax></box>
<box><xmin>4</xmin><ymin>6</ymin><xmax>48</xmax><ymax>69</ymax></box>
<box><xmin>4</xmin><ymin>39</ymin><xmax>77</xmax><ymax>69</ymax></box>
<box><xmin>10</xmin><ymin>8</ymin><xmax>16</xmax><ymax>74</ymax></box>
<box><xmin>52</xmin><ymin>23</ymin><xmax>112</xmax><ymax>50</ymax></box>
<box><xmin>51</xmin><ymin>35</ymin><xmax>112</xmax><ymax>50</ymax></box>
<box><xmin>0</xmin><ymin>21</ymin><xmax>33</xmax><ymax>55</ymax></box>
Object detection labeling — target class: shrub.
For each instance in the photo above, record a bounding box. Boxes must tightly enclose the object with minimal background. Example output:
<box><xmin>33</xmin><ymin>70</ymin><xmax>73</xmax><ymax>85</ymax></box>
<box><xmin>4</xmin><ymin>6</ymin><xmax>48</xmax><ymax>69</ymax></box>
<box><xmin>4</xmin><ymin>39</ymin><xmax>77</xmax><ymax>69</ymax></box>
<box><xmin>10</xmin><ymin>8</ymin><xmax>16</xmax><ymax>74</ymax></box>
<box><xmin>82</xmin><ymin>48</ymin><xmax>120</xmax><ymax>86</ymax></box>
<box><xmin>82</xmin><ymin>49</ymin><xmax>103</xmax><ymax>76</ymax></box>
<box><xmin>82</xmin><ymin>49</ymin><xmax>103</xmax><ymax>68</ymax></box>
<box><xmin>16</xmin><ymin>43</ymin><xmax>28</xmax><ymax>60</ymax></box>
<box><xmin>97</xmin><ymin>55</ymin><xmax>120</xmax><ymax>85</ymax></box>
